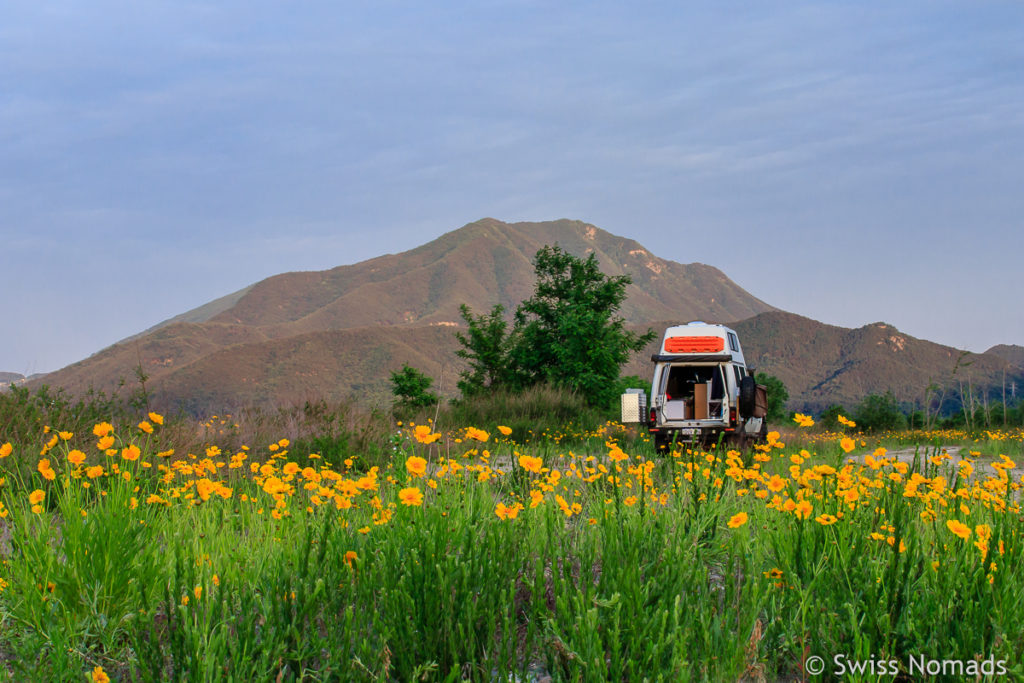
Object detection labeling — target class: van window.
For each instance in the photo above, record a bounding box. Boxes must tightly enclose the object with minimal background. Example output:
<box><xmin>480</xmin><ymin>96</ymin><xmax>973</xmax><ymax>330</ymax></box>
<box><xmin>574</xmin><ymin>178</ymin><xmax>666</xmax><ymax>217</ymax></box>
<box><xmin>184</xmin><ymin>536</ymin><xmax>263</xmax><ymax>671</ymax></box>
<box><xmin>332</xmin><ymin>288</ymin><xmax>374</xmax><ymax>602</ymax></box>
<box><xmin>665</xmin><ymin>365</ymin><xmax>726</xmax><ymax>400</ymax></box>
<box><xmin>728</xmin><ymin>332</ymin><xmax>740</xmax><ymax>353</ymax></box>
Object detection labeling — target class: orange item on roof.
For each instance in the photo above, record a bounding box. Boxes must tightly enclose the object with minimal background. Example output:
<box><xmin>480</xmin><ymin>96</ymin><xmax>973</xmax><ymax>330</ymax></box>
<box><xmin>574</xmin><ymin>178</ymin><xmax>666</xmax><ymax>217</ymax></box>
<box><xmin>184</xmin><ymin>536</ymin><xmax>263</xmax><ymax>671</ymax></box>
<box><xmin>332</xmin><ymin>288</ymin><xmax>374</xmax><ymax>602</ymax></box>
<box><xmin>664</xmin><ymin>336</ymin><xmax>725</xmax><ymax>353</ymax></box>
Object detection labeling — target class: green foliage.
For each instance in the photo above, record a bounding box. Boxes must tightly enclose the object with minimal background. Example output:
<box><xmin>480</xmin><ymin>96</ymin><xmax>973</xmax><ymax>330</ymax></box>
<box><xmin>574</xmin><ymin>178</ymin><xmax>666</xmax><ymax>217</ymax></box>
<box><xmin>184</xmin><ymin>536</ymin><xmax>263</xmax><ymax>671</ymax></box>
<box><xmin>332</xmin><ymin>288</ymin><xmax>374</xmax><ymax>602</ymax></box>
<box><xmin>755</xmin><ymin>373</ymin><xmax>789</xmax><ymax>423</ymax></box>
<box><xmin>389</xmin><ymin>363</ymin><xmax>439</xmax><ymax>414</ymax></box>
<box><xmin>514</xmin><ymin>245</ymin><xmax>656</xmax><ymax>408</ymax></box>
<box><xmin>454</xmin><ymin>245</ymin><xmax>655</xmax><ymax>408</ymax></box>
<box><xmin>453</xmin><ymin>303</ymin><xmax>517</xmax><ymax>397</ymax></box>
<box><xmin>819</xmin><ymin>404</ymin><xmax>849</xmax><ymax>430</ymax></box>
<box><xmin>854</xmin><ymin>391</ymin><xmax>908</xmax><ymax>433</ymax></box>
<box><xmin>442</xmin><ymin>383</ymin><xmax>606</xmax><ymax>441</ymax></box>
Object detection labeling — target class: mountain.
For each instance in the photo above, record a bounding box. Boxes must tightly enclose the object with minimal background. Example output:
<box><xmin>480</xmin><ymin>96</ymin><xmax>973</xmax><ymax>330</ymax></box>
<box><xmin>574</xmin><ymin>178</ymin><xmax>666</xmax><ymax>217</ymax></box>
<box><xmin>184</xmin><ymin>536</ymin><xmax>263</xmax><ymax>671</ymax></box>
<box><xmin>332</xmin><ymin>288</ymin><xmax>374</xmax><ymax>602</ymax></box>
<box><xmin>33</xmin><ymin>218</ymin><xmax>775</xmax><ymax>410</ymax></box>
<box><xmin>987</xmin><ymin>345</ymin><xmax>1024</xmax><ymax>369</ymax></box>
<box><xmin>29</xmin><ymin>218</ymin><xmax>1023</xmax><ymax>415</ymax></box>
<box><xmin>618</xmin><ymin>313</ymin><xmax>1022</xmax><ymax>414</ymax></box>
<box><xmin>0</xmin><ymin>372</ymin><xmax>25</xmax><ymax>389</ymax></box>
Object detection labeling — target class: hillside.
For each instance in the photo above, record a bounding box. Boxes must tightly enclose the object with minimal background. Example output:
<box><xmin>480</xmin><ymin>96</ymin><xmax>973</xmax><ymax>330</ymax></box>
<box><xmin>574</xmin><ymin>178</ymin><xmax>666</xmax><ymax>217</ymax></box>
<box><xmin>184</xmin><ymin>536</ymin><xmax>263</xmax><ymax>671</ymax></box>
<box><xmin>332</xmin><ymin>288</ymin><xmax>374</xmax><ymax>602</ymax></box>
<box><xmin>34</xmin><ymin>218</ymin><xmax>775</xmax><ymax>409</ymax></box>
<box><xmin>29</xmin><ymin>218</ymin><xmax>1023</xmax><ymax>415</ymax></box>
<box><xmin>619</xmin><ymin>313</ymin><xmax>1022</xmax><ymax>414</ymax></box>
<box><xmin>987</xmin><ymin>345</ymin><xmax>1024</xmax><ymax>369</ymax></box>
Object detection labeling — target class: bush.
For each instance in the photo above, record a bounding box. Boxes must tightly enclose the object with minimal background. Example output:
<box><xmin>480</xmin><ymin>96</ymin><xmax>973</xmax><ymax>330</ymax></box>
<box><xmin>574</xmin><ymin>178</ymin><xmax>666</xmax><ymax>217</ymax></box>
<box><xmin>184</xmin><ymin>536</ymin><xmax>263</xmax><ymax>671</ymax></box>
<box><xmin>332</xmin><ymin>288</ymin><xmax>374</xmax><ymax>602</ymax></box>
<box><xmin>853</xmin><ymin>391</ymin><xmax>907</xmax><ymax>433</ymax></box>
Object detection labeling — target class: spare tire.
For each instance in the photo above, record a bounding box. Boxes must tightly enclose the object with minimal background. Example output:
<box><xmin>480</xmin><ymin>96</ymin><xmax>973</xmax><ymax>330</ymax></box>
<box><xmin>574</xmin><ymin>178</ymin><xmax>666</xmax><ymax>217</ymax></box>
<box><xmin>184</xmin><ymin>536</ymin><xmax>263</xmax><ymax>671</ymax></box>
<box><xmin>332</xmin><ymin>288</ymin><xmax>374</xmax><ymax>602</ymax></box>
<box><xmin>739</xmin><ymin>375</ymin><xmax>757</xmax><ymax>416</ymax></box>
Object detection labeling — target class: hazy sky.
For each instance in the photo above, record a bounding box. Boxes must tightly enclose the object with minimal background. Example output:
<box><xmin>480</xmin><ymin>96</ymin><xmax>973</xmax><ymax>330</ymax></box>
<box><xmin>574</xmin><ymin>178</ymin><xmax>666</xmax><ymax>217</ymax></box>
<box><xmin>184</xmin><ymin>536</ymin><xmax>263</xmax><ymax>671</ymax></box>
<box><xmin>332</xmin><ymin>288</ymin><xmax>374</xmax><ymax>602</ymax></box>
<box><xmin>3</xmin><ymin>1</ymin><xmax>1022</xmax><ymax>374</ymax></box>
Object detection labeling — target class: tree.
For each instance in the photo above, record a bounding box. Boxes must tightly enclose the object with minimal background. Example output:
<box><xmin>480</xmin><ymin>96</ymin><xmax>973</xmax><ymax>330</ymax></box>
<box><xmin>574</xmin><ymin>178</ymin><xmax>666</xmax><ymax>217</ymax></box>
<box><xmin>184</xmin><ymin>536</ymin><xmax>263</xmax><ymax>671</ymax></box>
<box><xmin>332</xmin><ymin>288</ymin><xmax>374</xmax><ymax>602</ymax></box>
<box><xmin>853</xmin><ymin>391</ymin><xmax>907</xmax><ymax>433</ymax></box>
<box><xmin>511</xmin><ymin>245</ymin><xmax>655</xmax><ymax>408</ymax></box>
<box><xmin>453</xmin><ymin>304</ymin><xmax>518</xmax><ymax>397</ymax></box>
<box><xmin>754</xmin><ymin>373</ymin><xmax>789</xmax><ymax>423</ymax></box>
<box><xmin>389</xmin><ymin>364</ymin><xmax>439</xmax><ymax>413</ymax></box>
<box><xmin>452</xmin><ymin>245</ymin><xmax>655</xmax><ymax>408</ymax></box>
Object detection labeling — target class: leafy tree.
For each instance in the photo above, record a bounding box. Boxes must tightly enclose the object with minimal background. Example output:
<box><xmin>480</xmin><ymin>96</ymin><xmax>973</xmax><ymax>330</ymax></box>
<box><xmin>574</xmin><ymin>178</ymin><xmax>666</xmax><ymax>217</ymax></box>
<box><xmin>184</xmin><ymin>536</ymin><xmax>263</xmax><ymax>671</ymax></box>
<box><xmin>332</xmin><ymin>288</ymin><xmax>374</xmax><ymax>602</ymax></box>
<box><xmin>454</xmin><ymin>304</ymin><xmax>518</xmax><ymax>397</ymax></box>
<box><xmin>511</xmin><ymin>245</ymin><xmax>655</xmax><ymax>408</ymax></box>
<box><xmin>853</xmin><ymin>391</ymin><xmax>907</xmax><ymax>433</ymax></box>
<box><xmin>754</xmin><ymin>373</ymin><xmax>789</xmax><ymax>423</ymax></box>
<box><xmin>389</xmin><ymin>364</ymin><xmax>439</xmax><ymax>413</ymax></box>
<box><xmin>453</xmin><ymin>245</ymin><xmax>655</xmax><ymax>408</ymax></box>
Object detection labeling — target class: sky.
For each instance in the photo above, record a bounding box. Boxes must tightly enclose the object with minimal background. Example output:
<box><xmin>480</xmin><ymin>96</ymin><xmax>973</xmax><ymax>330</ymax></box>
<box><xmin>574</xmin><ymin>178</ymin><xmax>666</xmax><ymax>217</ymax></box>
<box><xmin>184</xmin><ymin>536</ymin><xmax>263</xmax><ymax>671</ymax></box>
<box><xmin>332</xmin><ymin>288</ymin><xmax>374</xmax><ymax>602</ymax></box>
<box><xmin>2</xmin><ymin>0</ymin><xmax>1023</xmax><ymax>375</ymax></box>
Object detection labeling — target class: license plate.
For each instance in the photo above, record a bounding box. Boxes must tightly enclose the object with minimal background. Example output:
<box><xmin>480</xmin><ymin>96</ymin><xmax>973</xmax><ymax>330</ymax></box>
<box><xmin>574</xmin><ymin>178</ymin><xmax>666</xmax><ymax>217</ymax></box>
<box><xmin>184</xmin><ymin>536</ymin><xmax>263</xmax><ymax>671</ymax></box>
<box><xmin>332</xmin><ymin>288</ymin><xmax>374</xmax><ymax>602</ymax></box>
<box><xmin>679</xmin><ymin>428</ymin><xmax>696</xmax><ymax>435</ymax></box>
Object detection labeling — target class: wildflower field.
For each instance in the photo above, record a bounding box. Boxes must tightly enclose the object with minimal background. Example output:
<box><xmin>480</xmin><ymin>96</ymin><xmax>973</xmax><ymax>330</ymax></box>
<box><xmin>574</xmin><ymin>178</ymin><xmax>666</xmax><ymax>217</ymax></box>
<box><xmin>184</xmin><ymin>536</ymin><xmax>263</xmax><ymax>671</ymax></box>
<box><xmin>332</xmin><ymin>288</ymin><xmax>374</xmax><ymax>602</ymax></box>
<box><xmin>2</xmin><ymin>412</ymin><xmax>1024</xmax><ymax>681</ymax></box>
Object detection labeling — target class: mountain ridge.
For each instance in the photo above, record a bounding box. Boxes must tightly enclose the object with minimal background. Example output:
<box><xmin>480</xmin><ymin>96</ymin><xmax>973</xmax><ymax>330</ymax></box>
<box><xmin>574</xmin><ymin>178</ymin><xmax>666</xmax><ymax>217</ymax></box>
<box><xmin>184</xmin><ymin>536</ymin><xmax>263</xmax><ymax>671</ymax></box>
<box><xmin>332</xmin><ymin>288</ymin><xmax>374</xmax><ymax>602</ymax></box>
<box><xmin>27</xmin><ymin>218</ymin><xmax>1023</xmax><ymax>415</ymax></box>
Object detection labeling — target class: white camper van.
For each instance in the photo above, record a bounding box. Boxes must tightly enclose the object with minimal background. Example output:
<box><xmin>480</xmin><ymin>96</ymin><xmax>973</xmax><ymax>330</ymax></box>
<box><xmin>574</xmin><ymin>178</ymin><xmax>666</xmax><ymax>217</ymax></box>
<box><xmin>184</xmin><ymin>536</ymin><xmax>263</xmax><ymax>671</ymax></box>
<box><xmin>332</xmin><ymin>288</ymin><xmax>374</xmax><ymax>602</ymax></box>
<box><xmin>621</xmin><ymin>322</ymin><xmax>767</xmax><ymax>451</ymax></box>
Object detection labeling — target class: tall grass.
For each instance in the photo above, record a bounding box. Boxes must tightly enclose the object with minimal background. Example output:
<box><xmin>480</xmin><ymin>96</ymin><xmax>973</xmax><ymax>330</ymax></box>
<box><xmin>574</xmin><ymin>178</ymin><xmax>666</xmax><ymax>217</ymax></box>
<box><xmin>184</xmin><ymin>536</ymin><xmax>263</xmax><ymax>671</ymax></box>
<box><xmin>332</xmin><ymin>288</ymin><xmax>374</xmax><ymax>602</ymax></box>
<box><xmin>2</xmin><ymin>411</ymin><xmax>1024</xmax><ymax>680</ymax></box>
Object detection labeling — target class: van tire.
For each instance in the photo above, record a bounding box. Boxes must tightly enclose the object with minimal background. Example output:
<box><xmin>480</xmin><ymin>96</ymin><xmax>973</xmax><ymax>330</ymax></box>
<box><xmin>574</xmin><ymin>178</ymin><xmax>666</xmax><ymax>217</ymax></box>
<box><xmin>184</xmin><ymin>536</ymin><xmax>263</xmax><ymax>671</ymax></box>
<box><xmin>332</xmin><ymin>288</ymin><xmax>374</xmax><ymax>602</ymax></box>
<box><xmin>739</xmin><ymin>376</ymin><xmax>757</xmax><ymax>416</ymax></box>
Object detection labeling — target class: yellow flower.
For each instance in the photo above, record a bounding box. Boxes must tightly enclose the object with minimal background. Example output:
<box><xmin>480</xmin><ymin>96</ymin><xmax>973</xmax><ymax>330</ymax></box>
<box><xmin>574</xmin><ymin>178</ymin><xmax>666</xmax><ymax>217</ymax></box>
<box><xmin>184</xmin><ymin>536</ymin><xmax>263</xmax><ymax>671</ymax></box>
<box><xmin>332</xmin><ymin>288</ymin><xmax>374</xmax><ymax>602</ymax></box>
<box><xmin>138</xmin><ymin>421</ymin><xmax>153</xmax><ymax>434</ymax></box>
<box><xmin>344</xmin><ymin>550</ymin><xmax>358</xmax><ymax>568</ymax></box>
<box><xmin>840</xmin><ymin>438</ymin><xmax>855</xmax><ymax>453</ymax></box>
<box><xmin>58</xmin><ymin>430</ymin><xmax>74</xmax><ymax>441</ymax></box>
<box><xmin>405</xmin><ymin>456</ymin><xmax>428</xmax><ymax>478</ymax></box>
<box><xmin>0</xmin><ymin>442</ymin><xmax>11</xmax><ymax>458</ymax></box>
<box><xmin>38</xmin><ymin>459</ymin><xmax>56</xmax><ymax>481</ymax></box>
<box><xmin>68</xmin><ymin>449</ymin><xmax>86</xmax><ymax>466</ymax></box>
<box><xmin>794</xmin><ymin>499</ymin><xmax>813</xmax><ymax>520</ymax></box>
<box><xmin>93</xmin><ymin>422</ymin><xmax>114</xmax><ymax>437</ymax></box>
<box><xmin>728</xmin><ymin>512</ymin><xmax>748</xmax><ymax>528</ymax></box>
<box><xmin>148</xmin><ymin>412</ymin><xmax>164</xmax><ymax>425</ymax></box>
<box><xmin>121</xmin><ymin>444</ymin><xmax>141</xmax><ymax>462</ymax></box>
<box><xmin>92</xmin><ymin>666</ymin><xmax>111</xmax><ymax>683</ymax></box>
<box><xmin>464</xmin><ymin>427</ymin><xmax>490</xmax><ymax>442</ymax></box>
<box><xmin>29</xmin><ymin>489</ymin><xmax>45</xmax><ymax>505</ymax></box>
<box><xmin>96</xmin><ymin>435</ymin><xmax>115</xmax><ymax>450</ymax></box>
<box><xmin>792</xmin><ymin>413</ymin><xmax>814</xmax><ymax>428</ymax></box>
<box><xmin>497</xmin><ymin>425</ymin><xmax>513</xmax><ymax>436</ymax></box>
<box><xmin>413</xmin><ymin>425</ymin><xmax>441</xmax><ymax>444</ymax></box>
<box><xmin>837</xmin><ymin>415</ymin><xmax>856</xmax><ymax>428</ymax></box>
<box><xmin>398</xmin><ymin>487</ymin><xmax>423</xmax><ymax>506</ymax></box>
<box><xmin>518</xmin><ymin>455</ymin><xmax>543</xmax><ymax>473</ymax></box>
<box><xmin>946</xmin><ymin>519</ymin><xmax>971</xmax><ymax>540</ymax></box>
<box><xmin>86</xmin><ymin>465</ymin><xmax>104</xmax><ymax>479</ymax></box>
<box><xmin>815</xmin><ymin>514</ymin><xmax>838</xmax><ymax>526</ymax></box>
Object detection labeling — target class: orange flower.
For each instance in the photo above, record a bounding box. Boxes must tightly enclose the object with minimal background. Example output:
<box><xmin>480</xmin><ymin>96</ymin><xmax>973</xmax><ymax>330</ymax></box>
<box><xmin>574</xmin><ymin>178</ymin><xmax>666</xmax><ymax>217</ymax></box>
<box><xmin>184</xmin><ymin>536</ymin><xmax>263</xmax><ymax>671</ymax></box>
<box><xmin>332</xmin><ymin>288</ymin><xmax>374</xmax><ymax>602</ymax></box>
<box><xmin>0</xmin><ymin>442</ymin><xmax>11</xmax><ymax>458</ymax></box>
<box><xmin>946</xmin><ymin>519</ymin><xmax>971</xmax><ymax>540</ymax></box>
<box><xmin>121</xmin><ymin>445</ymin><xmax>141</xmax><ymax>462</ymax></box>
<box><xmin>398</xmin><ymin>487</ymin><xmax>423</xmax><ymax>506</ymax></box>
<box><xmin>840</xmin><ymin>438</ymin><xmax>855</xmax><ymax>453</ymax></box>
<box><xmin>96</xmin><ymin>435</ymin><xmax>115</xmax><ymax>450</ymax></box>
<box><xmin>38</xmin><ymin>459</ymin><xmax>56</xmax><ymax>481</ymax></box>
<box><xmin>148</xmin><ymin>412</ymin><xmax>164</xmax><ymax>425</ymax></box>
<box><xmin>518</xmin><ymin>455</ymin><xmax>543</xmax><ymax>473</ymax></box>
<box><xmin>405</xmin><ymin>456</ymin><xmax>428</xmax><ymax>478</ymax></box>
<box><xmin>67</xmin><ymin>449</ymin><xmax>86</xmax><ymax>466</ymax></box>
<box><xmin>728</xmin><ymin>512</ymin><xmax>748</xmax><ymax>528</ymax></box>
<box><xmin>29</xmin><ymin>489</ymin><xmax>45</xmax><ymax>505</ymax></box>
<box><xmin>464</xmin><ymin>427</ymin><xmax>490</xmax><ymax>442</ymax></box>
<box><xmin>413</xmin><ymin>425</ymin><xmax>441</xmax><ymax>444</ymax></box>
<box><xmin>92</xmin><ymin>422</ymin><xmax>114</xmax><ymax>438</ymax></box>
<box><xmin>497</xmin><ymin>425</ymin><xmax>513</xmax><ymax>436</ymax></box>
<box><xmin>91</xmin><ymin>666</ymin><xmax>111</xmax><ymax>683</ymax></box>
<box><xmin>138</xmin><ymin>421</ymin><xmax>153</xmax><ymax>434</ymax></box>
<box><xmin>344</xmin><ymin>550</ymin><xmax>358</xmax><ymax>568</ymax></box>
<box><xmin>794</xmin><ymin>499</ymin><xmax>813</xmax><ymax>520</ymax></box>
